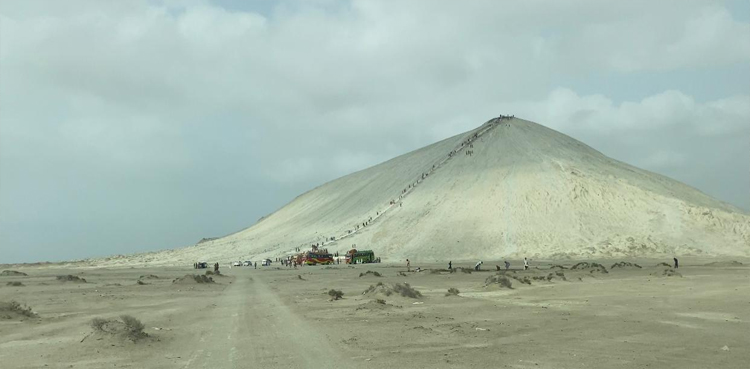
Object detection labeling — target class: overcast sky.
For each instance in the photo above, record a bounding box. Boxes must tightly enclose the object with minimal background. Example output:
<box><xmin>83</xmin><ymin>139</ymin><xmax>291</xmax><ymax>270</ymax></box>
<box><xmin>1</xmin><ymin>0</ymin><xmax>748</xmax><ymax>263</ymax></box>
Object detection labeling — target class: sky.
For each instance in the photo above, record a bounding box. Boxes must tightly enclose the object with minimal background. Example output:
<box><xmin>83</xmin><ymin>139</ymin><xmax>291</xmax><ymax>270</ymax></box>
<box><xmin>1</xmin><ymin>0</ymin><xmax>748</xmax><ymax>263</ymax></box>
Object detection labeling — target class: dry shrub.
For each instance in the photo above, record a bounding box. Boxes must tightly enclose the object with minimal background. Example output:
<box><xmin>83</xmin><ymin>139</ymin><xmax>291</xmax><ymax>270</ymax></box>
<box><xmin>139</xmin><ymin>275</ymin><xmax>159</xmax><ymax>279</ymax></box>
<box><xmin>511</xmin><ymin>275</ymin><xmax>532</xmax><ymax>285</ymax></box>
<box><xmin>56</xmin><ymin>275</ymin><xmax>87</xmax><ymax>283</ymax></box>
<box><xmin>484</xmin><ymin>275</ymin><xmax>513</xmax><ymax>289</ymax></box>
<box><xmin>297</xmin><ymin>275</ymin><xmax>305</xmax><ymax>280</ymax></box>
<box><xmin>328</xmin><ymin>289</ymin><xmax>344</xmax><ymax>300</ymax></box>
<box><xmin>610</xmin><ymin>262</ymin><xmax>642</xmax><ymax>269</ymax></box>
<box><xmin>91</xmin><ymin>315</ymin><xmax>148</xmax><ymax>342</ymax></box>
<box><xmin>205</xmin><ymin>270</ymin><xmax>214</xmax><ymax>275</ymax></box>
<box><xmin>120</xmin><ymin>315</ymin><xmax>146</xmax><ymax>339</ymax></box>
<box><xmin>571</xmin><ymin>262</ymin><xmax>608</xmax><ymax>274</ymax></box>
<box><xmin>136</xmin><ymin>280</ymin><xmax>148</xmax><ymax>285</ymax></box>
<box><xmin>363</xmin><ymin>282</ymin><xmax>387</xmax><ymax>295</ymax></box>
<box><xmin>6</xmin><ymin>281</ymin><xmax>24</xmax><ymax>287</ymax></box>
<box><xmin>0</xmin><ymin>301</ymin><xmax>37</xmax><ymax>319</ymax></box>
<box><xmin>445</xmin><ymin>288</ymin><xmax>460</xmax><ymax>296</ymax></box>
<box><xmin>392</xmin><ymin>283</ymin><xmax>422</xmax><ymax>298</ymax></box>
<box><xmin>655</xmin><ymin>262</ymin><xmax>672</xmax><ymax>267</ymax></box>
<box><xmin>359</xmin><ymin>271</ymin><xmax>382</xmax><ymax>277</ymax></box>
<box><xmin>91</xmin><ymin>317</ymin><xmax>108</xmax><ymax>331</ymax></box>
<box><xmin>1</xmin><ymin>270</ymin><xmax>28</xmax><ymax>277</ymax></box>
<box><xmin>172</xmin><ymin>274</ymin><xmax>214</xmax><ymax>284</ymax></box>
<box><xmin>362</xmin><ymin>282</ymin><xmax>422</xmax><ymax>299</ymax></box>
<box><xmin>549</xmin><ymin>264</ymin><xmax>568</xmax><ymax>270</ymax></box>
<box><xmin>375</xmin><ymin>299</ymin><xmax>386</xmax><ymax>305</ymax></box>
<box><xmin>660</xmin><ymin>268</ymin><xmax>682</xmax><ymax>277</ymax></box>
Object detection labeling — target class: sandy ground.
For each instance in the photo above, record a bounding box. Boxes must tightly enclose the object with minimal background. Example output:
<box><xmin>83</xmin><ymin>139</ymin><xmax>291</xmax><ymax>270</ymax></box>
<box><xmin>1</xmin><ymin>258</ymin><xmax>749</xmax><ymax>368</ymax></box>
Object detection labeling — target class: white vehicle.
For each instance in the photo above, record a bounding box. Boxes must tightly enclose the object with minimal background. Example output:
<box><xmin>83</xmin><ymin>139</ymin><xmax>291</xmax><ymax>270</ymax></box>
<box><xmin>243</xmin><ymin>261</ymin><xmax>252</xmax><ymax>266</ymax></box>
<box><xmin>261</xmin><ymin>259</ymin><xmax>272</xmax><ymax>266</ymax></box>
<box><xmin>232</xmin><ymin>261</ymin><xmax>241</xmax><ymax>267</ymax></box>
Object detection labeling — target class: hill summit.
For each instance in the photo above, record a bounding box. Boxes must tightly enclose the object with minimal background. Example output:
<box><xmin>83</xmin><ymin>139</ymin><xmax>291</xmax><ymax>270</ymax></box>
<box><xmin>136</xmin><ymin>117</ymin><xmax>750</xmax><ymax>264</ymax></box>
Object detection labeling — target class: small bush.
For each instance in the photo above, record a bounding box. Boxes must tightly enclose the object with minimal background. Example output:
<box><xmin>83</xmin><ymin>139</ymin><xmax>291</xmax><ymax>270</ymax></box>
<box><xmin>460</xmin><ymin>268</ymin><xmax>472</xmax><ymax>274</ymax></box>
<box><xmin>91</xmin><ymin>315</ymin><xmax>148</xmax><ymax>341</ymax></box>
<box><xmin>56</xmin><ymin>275</ymin><xmax>86</xmax><ymax>283</ymax></box>
<box><xmin>328</xmin><ymin>289</ymin><xmax>344</xmax><ymax>300</ymax></box>
<box><xmin>392</xmin><ymin>283</ymin><xmax>422</xmax><ymax>298</ymax></box>
<box><xmin>1</xmin><ymin>270</ymin><xmax>28</xmax><ymax>277</ymax></box>
<box><xmin>120</xmin><ymin>315</ymin><xmax>146</xmax><ymax>338</ymax></box>
<box><xmin>136</xmin><ymin>280</ymin><xmax>148</xmax><ymax>285</ymax></box>
<box><xmin>511</xmin><ymin>275</ymin><xmax>532</xmax><ymax>285</ymax></box>
<box><xmin>446</xmin><ymin>288</ymin><xmax>460</xmax><ymax>296</ymax></box>
<box><xmin>375</xmin><ymin>299</ymin><xmax>386</xmax><ymax>305</ymax></box>
<box><xmin>6</xmin><ymin>282</ymin><xmax>24</xmax><ymax>287</ymax></box>
<box><xmin>485</xmin><ymin>275</ymin><xmax>513</xmax><ymax>289</ymax></box>
<box><xmin>549</xmin><ymin>264</ymin><xmax>568</xmax><ymax>270</ymax></box>
<box><xmin>0</xmin><ymin>301</ymin><xmax>37</xmax><ymax>318</ymax></box>
<box><xmin>359</xmin><ymin>271</ymin><xmax>382</xmax><ymax>277</ymax></box>
<box><xmin>655</xmin><ymin>262</ymin><xmax>672</xmax><ymax>267</ymax></box>
<box><xmin>297</xmin><ymin>275</ymin><xmax>305</xmax><ymax>280</ymax></box>
<box><xmin>205</xmin><ymin>270</ymin><xmax>214</xmax><ymax>275</ymax></box>
<box><xmin>91</xmin><ymin>317</ymin><xmax>108</xmax><ymax>331</ymax></box>
<box><xmin>610</xmin><ymin>262</ymin><xmax>642</xmax><ymax>269</ymax></box>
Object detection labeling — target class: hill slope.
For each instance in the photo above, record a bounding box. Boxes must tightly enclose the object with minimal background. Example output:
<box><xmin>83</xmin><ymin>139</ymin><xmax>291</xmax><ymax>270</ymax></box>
<box><xmin>111</xmin><ymin>117</ymin><xmax>750</xmax><ymax>265</ymax></box>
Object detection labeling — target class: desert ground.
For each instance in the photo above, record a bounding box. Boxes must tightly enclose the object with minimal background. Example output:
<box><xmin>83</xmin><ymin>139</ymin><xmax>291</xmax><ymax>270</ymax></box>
<box><xmin>1</xmin><ymin>258</ymin><xmax>749</xmax><ymax>369</ymax></box>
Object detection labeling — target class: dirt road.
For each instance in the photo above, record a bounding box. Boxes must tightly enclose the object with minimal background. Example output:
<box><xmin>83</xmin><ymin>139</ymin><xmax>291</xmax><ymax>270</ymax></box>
<box><xmin>181</xmin><ymin>271</ymin><xmax>347</xmax><ymax>369</ymax></box>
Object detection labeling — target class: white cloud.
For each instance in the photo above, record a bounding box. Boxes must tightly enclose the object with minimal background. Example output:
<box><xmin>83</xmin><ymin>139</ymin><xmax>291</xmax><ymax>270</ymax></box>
<box><xmin>0</xmin><ymin>0</ymin><xmax>748</xmax><ymax>262</ymax></box>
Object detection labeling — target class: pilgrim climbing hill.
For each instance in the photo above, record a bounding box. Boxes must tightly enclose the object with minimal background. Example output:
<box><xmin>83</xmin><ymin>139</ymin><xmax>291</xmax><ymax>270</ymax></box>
<box><xmin>119</xmin><ymin>117</ymin><xmax>749</xmax><ymax>264</ymax></box>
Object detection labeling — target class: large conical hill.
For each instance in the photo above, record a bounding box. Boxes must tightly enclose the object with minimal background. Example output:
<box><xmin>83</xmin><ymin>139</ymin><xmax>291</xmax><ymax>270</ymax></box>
<box><xmin>120</xmin><ymin>117</ymin><xmax>750</xmax><ymax>264</ymax></box>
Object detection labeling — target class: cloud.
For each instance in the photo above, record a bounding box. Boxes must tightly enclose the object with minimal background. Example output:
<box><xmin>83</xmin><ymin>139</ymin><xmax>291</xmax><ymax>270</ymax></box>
<box><xmin>0</xmin><ymin>0</ymin><xmax>748</xmax><ymax>262</ymax></box>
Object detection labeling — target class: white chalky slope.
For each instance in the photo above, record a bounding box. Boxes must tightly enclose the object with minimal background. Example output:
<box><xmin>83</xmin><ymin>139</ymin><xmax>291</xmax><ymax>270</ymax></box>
<box><xmin>100</xmin><ymin>117</ymin><xmax>750</xmax><ymax>265</ymax></box>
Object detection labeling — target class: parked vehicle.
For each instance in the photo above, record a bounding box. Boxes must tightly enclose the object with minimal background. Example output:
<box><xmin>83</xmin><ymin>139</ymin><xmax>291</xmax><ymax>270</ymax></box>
<box><xmin>243</xmin><ymin>261</ymin><xmax>252</xmax><ymax>266</ymax></box>
<box><xmin>303</xmin><ymin>251</ymin><xmax>334</xmax><ymax>265</ymax></box>
<box><xmin>261</xmin><ymin>259</ymin><xmax>272</xmax><ymax>266</ymax></box>
<box><xmin>197</xmin><ymin>261</ymin><xmax>208</xmax><ymax>269</ymax></box>
<box><xmin>346</xmin><ymin>249</ymin><xmax>376</xmax><ymax>264</ymax></box>
<box><xmin>232</xmin><ymin>261</ymin><xmax>241</xmax><ymax>267</ymax></box>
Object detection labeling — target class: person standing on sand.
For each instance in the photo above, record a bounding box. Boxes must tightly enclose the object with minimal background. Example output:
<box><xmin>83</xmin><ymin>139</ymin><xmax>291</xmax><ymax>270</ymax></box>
<box><xmin>254</xmin><ymin>262</ymin><xmax>257</xmax><ymax>269</ymax></box>
<box><xmin>523</xmin><ymin>258</ymin><xmax>529</xmax><ymax>270</ymax></box>
<box><xmin>504</xmin><ymin>260</ymin><xmax>510</xmax><ymax>270</ymax></box>
<box><xmin>448</xmin><ymin>261</ymin><xmax>452</xmax><ymax>270</ymax></box>
<box><xmin>474</xmin><ymin>261</ymin><xmax>483</xmax><ymax>271</ymax></box>
<box><xmin>407</xmin><ymin>259</ymin><xmax>411</xmax><ymax>272</ymax></box>
<box><xmin>673</xmin><ymin>257</ymin><xmax>679</xmax><ymax>269</ymax></box>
